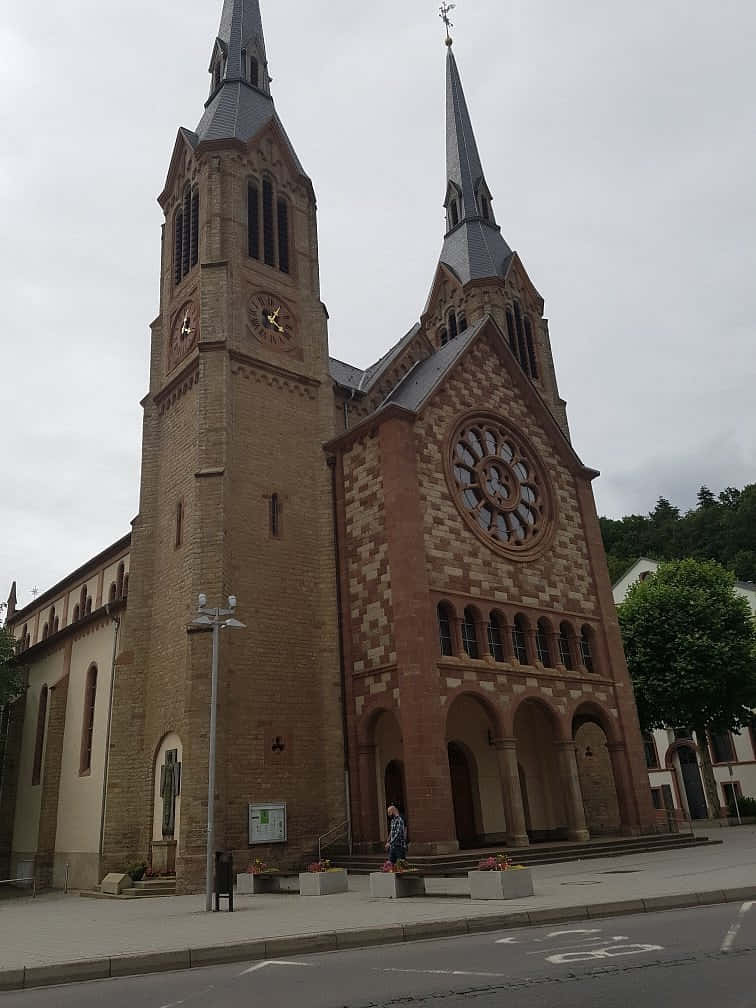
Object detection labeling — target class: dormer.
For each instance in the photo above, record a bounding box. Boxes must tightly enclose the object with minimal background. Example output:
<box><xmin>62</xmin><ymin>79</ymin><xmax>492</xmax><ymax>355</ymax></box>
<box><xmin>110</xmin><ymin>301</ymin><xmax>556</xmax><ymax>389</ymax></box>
<box><xmin>475</xmin><ymin>178</ymin><xmax>495</xmax><ymax>225</ymax></box>
<box><xmin>241</xmin><ymin>36</ymin><xmax>270</xmax><ymax>94</ymax></box>
<box><xmin>208</xmin><ymin>39</ymin><xmax>228</xmax><ymax>97</ymax></box>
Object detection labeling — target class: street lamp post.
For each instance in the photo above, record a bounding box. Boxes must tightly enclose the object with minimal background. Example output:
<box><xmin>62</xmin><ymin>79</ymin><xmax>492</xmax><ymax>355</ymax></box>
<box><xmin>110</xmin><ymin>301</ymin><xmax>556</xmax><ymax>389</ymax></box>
<box><xmin>193</xmin><ymin>593</ymin><xmax>246</xmax><ymax>912</ymax></box>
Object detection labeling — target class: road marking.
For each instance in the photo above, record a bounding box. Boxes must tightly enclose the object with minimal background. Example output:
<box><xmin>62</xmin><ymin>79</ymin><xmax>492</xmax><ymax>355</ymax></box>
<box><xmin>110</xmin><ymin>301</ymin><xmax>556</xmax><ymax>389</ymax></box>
<box><xmin>526</xmin><ymin>938</ymin><xmax>627</xmax><ymax>955</ymax></box>
<box><xmin>547</xmin><ymin>943</ymin><xmax>663</xmax><ymax>964</ymax></box>
<box><xmin>380</xmin><ymin>968</ymin><xmax>510</xmax><ymax>979</ymax></box>
<box><xmin>544</xmin><ymin>929</ymin><xmax>601</xmax><ymax>939</ymax></box>
<box><xmin>239</xmin><ymin>960</ymin><xmax>311</xmax><ymax>976</ymax></box>
<box><xmin>721</xmin><ymin>901</ymin><xmax>754</xmax><ymax>953</ymax></box>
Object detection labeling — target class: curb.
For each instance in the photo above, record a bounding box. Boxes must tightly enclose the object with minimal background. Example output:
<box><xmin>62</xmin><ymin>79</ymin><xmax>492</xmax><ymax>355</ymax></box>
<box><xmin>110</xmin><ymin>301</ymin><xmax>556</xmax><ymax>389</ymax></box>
<box><xmin>3</xmin><ymin>885</ymin><xmax>756</xmax><ymax>992</ymax></box>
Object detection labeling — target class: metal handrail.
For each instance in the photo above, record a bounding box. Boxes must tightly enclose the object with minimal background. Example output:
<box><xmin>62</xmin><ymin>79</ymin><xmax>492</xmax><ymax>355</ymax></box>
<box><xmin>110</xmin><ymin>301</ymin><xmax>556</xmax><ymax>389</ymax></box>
<box><xmin>318</xmin><ymin>820</ymin><xmax>350</xmax><ymax>861</ymax></box>
<box><xmin>0</xmin><ymin>876</ymin><xmax>36</xmax><ymax>897</ymax></box>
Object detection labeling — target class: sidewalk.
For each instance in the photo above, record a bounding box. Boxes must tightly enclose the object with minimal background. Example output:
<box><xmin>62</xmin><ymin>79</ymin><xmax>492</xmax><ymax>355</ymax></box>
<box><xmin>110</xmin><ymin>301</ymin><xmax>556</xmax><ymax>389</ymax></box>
<box><xmin>1</xmin><ymin>827</ymin><xmax>755</xmax><ymax>991</ymax></box>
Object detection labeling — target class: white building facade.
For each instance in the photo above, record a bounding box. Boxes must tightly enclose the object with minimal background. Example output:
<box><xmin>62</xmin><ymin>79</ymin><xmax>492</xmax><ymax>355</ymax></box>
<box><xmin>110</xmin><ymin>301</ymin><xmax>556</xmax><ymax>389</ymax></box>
<box><xmin>613</xmin><ymin>558</ymin><xmax>756</xmax><ymax>821</ymax></box>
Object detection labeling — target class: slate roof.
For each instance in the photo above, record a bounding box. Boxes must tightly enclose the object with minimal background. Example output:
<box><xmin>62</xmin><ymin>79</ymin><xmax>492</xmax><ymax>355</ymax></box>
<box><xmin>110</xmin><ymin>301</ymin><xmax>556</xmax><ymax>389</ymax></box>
<box><xmin>439</xmin><ymin>48</ymin><xmax>512</xmax><ymax>284</ymax></box>
<box><xmin>186</xmin><ymin>0</ymin><xmax>305</xmax><ymax>175</ymax></box>
<box><xmin>328</xmin><ymin>324</ymin><xmax>421</xmax><ymax>393</ymax></box>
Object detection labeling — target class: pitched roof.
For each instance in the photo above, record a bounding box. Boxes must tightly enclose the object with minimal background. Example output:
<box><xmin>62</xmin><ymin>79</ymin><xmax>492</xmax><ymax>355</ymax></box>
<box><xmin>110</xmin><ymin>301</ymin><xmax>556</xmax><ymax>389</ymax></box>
<box><xmin>438</xmin><ymin>48</ymin><xmax>512</xmax><ymax>284</ymax></box>
<box><xmin>328</xmin><ymin>325</ymin><xmax>422</xmax><ymax>394</ymax></box>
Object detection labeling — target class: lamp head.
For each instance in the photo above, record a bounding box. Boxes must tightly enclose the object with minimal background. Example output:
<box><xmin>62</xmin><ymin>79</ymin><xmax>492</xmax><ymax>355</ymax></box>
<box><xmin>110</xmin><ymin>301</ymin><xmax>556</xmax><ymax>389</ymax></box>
<box><xmin>198</xmin><ymin>593</ymin><xmax>207</xmax><ymax>609</ymax></box>
<box><xmin>228</xmin><ymin>595</ymin><xmax>237</xmax><ymax>611</ymax></box>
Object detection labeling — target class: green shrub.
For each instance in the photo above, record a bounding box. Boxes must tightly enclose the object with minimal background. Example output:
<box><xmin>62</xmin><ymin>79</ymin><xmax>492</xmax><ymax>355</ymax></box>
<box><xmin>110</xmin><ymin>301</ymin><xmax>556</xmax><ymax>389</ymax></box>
<box><xmin>728</xmin><ymin>796</ymin><xmax>756</xmax><ymax>818</ymax></box>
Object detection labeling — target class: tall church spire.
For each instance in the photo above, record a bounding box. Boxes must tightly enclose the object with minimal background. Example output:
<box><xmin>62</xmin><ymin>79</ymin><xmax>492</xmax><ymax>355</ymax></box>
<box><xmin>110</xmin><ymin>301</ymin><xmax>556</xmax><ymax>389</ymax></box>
<box><xmin>191</xmin><ymin>0</ymin><xmax>304</xmax><ymax>173</ymax></box>
<box><xmin>439</xmin><ymin>46</ymin><xmax>512</xmax><ymax>285</ymax></box>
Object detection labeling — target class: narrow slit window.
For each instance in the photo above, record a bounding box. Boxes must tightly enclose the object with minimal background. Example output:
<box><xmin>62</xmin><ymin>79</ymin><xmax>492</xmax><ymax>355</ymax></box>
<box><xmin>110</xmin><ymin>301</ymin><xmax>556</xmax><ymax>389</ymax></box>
<box><xmin>250</xmin><ymin>56</ymin><xmax>260</xmax><ymax>88</ymax></box>
<box><xmin>32</xmin><ymin>686</ymin><xmax>48</xmax><ymax>785</ymax></box>
<box><xmin>262</xmin><ymin>179</ymin><xmax>275</xmax><ymax>266</ymax></box>
<box><xmin>80</xmin><ymin>666</ymin><xmax>97</xmax><ymax>775</ymax></box>
<box><xmin>270</xmin><ymin>493</ymin><xmax>281</xmax><ymax>538</ymax></box>
<box><xmin>248</xmin><ymin>184</ymin><xmax>260</xmax><ymax>259</ymax></box>
<box><xmin>513</xmin><ymin>302</ymin><xmax>529</xmax><ymax>376</ymax></box>
<box><xmin>506</xmin><ymin>309</ymin><xmax>518</xmax><ymax>362</ymax></box>
<box><xmin>277</xmin><ymin>199</ymin><xmax>290</xmax><ymax>274</ymax></box>
<box><xmin>174</xmin><ymin>211</ymin><xmax>184</xmax><ymax>285</ymax></box>
<box><xmin>175</xmin><ymin>500</ymin><xmax>184</xmax><ymax>548</ymax></box>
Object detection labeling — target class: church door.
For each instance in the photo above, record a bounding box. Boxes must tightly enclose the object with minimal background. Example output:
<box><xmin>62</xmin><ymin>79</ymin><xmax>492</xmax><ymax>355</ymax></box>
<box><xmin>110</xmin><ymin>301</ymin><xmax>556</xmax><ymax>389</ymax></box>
<box><xmin>448</xmin><ymin>742</ymin><xmax>476</xmax><ymax>847</ymax></box>
<box><xmin>678</xmin><ymin>745</ymin><xmax>708</xmax><ymax>819</ymax></box>
<box><xmin>385</xmin><ymin>760</ymin><xmax>408</xmax><ymax>823</ymax></box>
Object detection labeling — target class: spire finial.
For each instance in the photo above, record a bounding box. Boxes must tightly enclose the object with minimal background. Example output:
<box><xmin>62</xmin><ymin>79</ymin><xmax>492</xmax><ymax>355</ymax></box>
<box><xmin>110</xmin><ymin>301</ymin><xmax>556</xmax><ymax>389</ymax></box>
<box><xmin>439</xmin><ymin>2</ymin><xmax>455</xmax><ymax>46</ymax></box>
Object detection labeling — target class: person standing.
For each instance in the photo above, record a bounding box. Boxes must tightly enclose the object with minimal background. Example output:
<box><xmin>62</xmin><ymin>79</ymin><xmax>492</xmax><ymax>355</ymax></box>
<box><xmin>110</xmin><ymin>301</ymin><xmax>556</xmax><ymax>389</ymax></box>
<box><xmin>386</xmin><ymin>805</ymin><xmax>407</xmax><ymax>864</ymax></box>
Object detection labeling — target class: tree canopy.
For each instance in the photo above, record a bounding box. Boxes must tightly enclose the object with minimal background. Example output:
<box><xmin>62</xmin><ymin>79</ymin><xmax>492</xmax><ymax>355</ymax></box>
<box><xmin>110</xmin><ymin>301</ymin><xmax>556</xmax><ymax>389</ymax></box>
<box><xmin>618</xmin><ymin>558</ymin><xmax>756</xmax><ymax>814</ymax></box>
<box><xmin>0</xmin><ymin>624</ymin><xmax>25</xmax><ymax>709</ymax></box>
<box><xmin>601</xmin><ymin>483</ymin><xmax>756</xmax><ymax>586</ymax></box>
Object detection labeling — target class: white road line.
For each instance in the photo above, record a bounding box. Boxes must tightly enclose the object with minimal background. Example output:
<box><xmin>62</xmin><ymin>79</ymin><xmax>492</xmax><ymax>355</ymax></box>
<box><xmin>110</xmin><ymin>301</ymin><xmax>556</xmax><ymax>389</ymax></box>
<box><xmin>379</xmin><ymin>968</ymin><xmax>510</xmax><ymax>979</ymax></box>
<box><xmin>721</xmin><ymin>901</ymin><xmax>754</xmax><ymax>953</ymax></box>
<box><xmin>543</xmin><ymin>929</ymin><xmax>602</xmax><ymax>939</ymax></box>
<box><xmin>238</xmin><ymin>960</ymin><xmax>311</xmax><ymax>976</ymax></box>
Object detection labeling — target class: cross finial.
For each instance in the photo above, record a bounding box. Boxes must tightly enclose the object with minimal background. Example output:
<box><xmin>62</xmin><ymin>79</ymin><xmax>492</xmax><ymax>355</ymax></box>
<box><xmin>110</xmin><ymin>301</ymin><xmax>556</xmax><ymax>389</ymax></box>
<box><xmin>439</xmin><ymin>2</ymin><xmax>455</xmax><ymax>46</ymax></box>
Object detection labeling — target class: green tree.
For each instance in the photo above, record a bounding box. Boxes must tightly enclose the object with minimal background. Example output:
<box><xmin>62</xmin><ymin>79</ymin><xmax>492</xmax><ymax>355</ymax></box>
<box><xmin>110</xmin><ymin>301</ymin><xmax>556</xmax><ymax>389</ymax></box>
<box><xmin>0</xmin><ymin>624</ymin><xmax>25</xmax><ymax>709</ymax></box>
<box><xmin>618</xmin><ymin>558</ymin><xmax>756</xmax><ymax>817</ymax></box>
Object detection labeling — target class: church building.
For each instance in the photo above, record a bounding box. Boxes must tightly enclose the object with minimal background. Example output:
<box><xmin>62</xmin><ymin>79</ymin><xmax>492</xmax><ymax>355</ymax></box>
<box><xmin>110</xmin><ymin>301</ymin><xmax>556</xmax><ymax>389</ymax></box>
<box><xmin>1</xmin><ymin>0</ymin><xmax>656</xmax><ymax>893</ymax></box>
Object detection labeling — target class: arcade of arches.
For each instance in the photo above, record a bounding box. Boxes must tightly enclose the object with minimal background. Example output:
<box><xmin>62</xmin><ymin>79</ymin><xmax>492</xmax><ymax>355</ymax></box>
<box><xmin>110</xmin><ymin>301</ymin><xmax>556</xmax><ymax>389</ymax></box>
<box><xmin>357</xmin><ymin>695</ymin><xmax>633</xmax><ymax>850</ymax></box>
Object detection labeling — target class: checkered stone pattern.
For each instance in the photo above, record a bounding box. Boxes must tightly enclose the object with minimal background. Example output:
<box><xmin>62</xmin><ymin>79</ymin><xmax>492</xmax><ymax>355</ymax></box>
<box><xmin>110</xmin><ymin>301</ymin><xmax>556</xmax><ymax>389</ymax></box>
<box><xmin>416</xmin><ymin>335</ymin><xmax>599</xmax><ymax>618</ymax></box>
<box><xmin>343</xmin><ymin>436</ymin><xmax>394</xmax><ymax>675</ymax></box>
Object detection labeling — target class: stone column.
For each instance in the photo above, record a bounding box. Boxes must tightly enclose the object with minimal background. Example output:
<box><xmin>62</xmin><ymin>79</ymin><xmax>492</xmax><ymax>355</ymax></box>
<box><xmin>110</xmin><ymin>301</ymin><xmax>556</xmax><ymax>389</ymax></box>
<box><xmin>477</xmin><ymin>616</ymin><xmax>493</xmax><ymax>661</ymax></box>
<box><xmin>494</xmin><ymin>738</ymin><xmax>529</xmax><ymax>846</ymax></box>
<box><xmin>555</xmin><ymin>740</ymin><xmax>590</xmax><ymax>842</ymax></box>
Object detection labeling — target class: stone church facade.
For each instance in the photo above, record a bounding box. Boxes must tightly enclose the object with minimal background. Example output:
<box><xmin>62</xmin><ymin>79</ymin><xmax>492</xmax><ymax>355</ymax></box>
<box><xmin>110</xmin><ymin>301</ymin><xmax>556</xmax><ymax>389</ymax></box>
<box><xmin>2</xmin><ymin>0</ymin><xmax>655</xmax><ymax>893</ymax></box>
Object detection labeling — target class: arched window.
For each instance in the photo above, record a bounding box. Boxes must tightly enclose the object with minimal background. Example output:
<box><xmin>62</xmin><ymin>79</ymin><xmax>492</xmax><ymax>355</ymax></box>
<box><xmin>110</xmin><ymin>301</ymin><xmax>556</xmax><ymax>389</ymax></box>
<box><xmin>117</xmin><ymin>564</ymin><xmax>125</xmax><ymax>600</ymax></box>
<box><xmin>277</xmin><ymin>198</ymin><xmax>290</xmax><ymax>274</ymax></box>
<box><xmin>80</xmin><ymin>665</ymin><xmax>97</xmax><ymax>775</ymax></box>
<box><xmin>213</xmin><ymin>61</ymin><xmax>221</xmax><ymax>91</ymax></box>
<box><xmin>458</xmin><ymin>312</ymin><xmax>468</xmax><ymax>333</ymax></box>
<box><xmin>536</xmin><ymin>619</ymin><xmax>552</xmax><ymax>666</ymax></box>
<box><xmin>461</xmin><ymin>607</ymin><xmax>479</xmax><ymax>659</ymax></box>
<box><xmin>506</xmin><ymin>308</ymin><xmax>518</xmax><ymax>362</ymax></box>
<box><xmin>448</xmin><ymin>310</ymin><xmax>458</xmax><ymax>342</ymax></box>
<box><xmin>437</xmin><ymin>603</ymin><xmax>454</xmax><ymax>657</ymax></box>
<box><xmin>449</xmin><ymin>200</ymin><xmax>459</xmax><ymax>228</ymax></box>
<box><xmin>32</xmin><ymin>685</ymin><xmax>48</xmax><ymax>785</ymax></box>
<box><xmin>86</xmin><ymin>596</ymin><xmax>92</xmax><ymax>616</ymax></box>
<box><xmin>248</xmin><ymin>182</ymin><xmax>260</xmax><ymax>260</ymax></box>
<box><xmin>524</xmin><ymin>317</ymin><xmax>538</xmax><ymax>379</ymax></box>
<box><xmin>80</xmin><ymin>585</ymin><xmax>88</xmax><ymax>613</ymax></box>
<box><xmin>558</xmin><ymin>622</ymin><xmax>574</xmax><ymax>670</ymax></box>
<box><xmin>480</xmin><ymin>195</ymin><xmax>490</xmax><ymax>221</ymax></box>
<box><xmin>513</xmin><ymin>301</ymin><xmax>529</xmax><ymax>377</ymax></box>
<box><xmin>512</xmin><ymin>614</ymin><xmax>528</xmax><ymax>664</ymax></box>
<box><xmin>42</xmin><ymin>623</ymin><xmax>49</xmax><ymax>641</ymax></box>
<box><xmin>49</xmin><ymin>607</ymin><xmax>56</xmax><ymax>635</ymax></box>
<box><xmin>175</xmin><ymin>500</ymin><xmax>184</xmax><ymax>549</ymax></box>
<box><xmin>270</xmin><ymin>493</ymin><xmax>281</xmax><ymax>538</ymax></box>
<box><xmin>174</xmin><ymin>184</ymin><xmax>200</xmax><ymax>285</ymax></box>
<box><xmin>250</xmin><ymin>56</ymin><xmax>260</xmax><ymax>88</ymax></box>
<box><xmin>262</xmin><ymin>178</ymin><xmax>275</xmax><ymax>266</ymax></box>
<box><xmin>122</xmin><ymin>574</ymin><xmax>129</xmax><ymax>599</ymax></box>
<box><xmin>53</xmin><ymin>617</ymin><xmax>59</xmax><ymax>634</ymax></box>
<box><xmin>108</xmin><ymin>583</ymin><xmax>117</xmax><ymax>603</ymax></box>
<box><xmin>580</xmin><ymin>626</ymin><xmax>595</xmax><ymax>673</ymax></box>
<box><xmin>643</xmin><ymin>731</ymin><xmax>660</xmax><ymax>769</ymax></box>
<box><xmin>487</xmin><ymin>613</ymin><xmax>505</xmax><ymax>662</ymax></box>
<box><xmin>21</xmin><ymin>625</ymin><xmax>28</xmax><ymax>652</ymax></box>
<box><xmin>439</xmin><ymin>328</ymin><xmax>449</xmax><ymax>348</ymax></box>
<box><xmin>72</xmin><ymin>604</ymin><xmax>80</xmax><ymax>623</ymax></box>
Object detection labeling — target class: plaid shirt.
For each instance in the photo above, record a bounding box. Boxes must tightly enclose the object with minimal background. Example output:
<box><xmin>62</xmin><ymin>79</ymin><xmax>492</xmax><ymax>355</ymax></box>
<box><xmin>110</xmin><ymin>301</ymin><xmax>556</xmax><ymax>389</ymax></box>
<box><xmin>388</xmin><ymin>814</ymin><xmax>406</xmax><ymax>848</ymax></box>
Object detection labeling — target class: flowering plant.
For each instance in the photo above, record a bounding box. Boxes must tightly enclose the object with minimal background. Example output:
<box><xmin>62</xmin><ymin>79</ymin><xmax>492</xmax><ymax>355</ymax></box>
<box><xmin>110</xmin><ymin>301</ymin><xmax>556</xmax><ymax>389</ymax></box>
<box><xmin>247</xmin><ymin>858</ymin><xmax>278</xmax><ymax>874</ymax></box>
<box><xmin>306</xmin><ymin>860</ymin><xmax>333</xmax><ymax>873</ymax></box>
<box><xmin>380</xmin><ymin>859</ymin><xmax>414</xmax><ymax>874</ymax></box>
<box><xmin>477</xmin><ymin>854</ymin><xmax>513</xmax><ymax>872</ymax></box>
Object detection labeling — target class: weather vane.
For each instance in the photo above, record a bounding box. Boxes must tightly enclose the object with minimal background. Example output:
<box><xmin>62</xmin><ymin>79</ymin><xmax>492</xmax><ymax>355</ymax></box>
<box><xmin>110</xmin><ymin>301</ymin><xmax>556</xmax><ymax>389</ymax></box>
<box><xmin>439</xmin><ymin>2</ymin><xmax>455</xmax><ymax>46</ymax></box>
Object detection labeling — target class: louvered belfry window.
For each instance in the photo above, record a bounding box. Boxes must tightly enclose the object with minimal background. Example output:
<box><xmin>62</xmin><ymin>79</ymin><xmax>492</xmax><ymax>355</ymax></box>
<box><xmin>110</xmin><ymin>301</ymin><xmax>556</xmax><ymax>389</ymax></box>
<box><xmin>277</xmin><ymin>199</ymin><xmax>290</xmax><ymax>274</ymax></box>
<box><xmin>262</xmin><ymin>178</ymin><xmax>275</xmax><ymax>266</ymax></box>
<box><xmin>174</xmin><ymin>184</ymin><xmax>200</xmax><ymax>285</ymax></box>
<box><xmin>248</xmin><ymin>184</ymin><xmax>260</xmax><ymax>259</ymax></box>
<box><xmin>250</xmin><ymin>56</ymin><xmax>260</xmax><ymax>88</ymax></box>
<box><xmin>524</xmin><ymin>317</ymin><xmax>538</xmax><ymax>379</ymax></box>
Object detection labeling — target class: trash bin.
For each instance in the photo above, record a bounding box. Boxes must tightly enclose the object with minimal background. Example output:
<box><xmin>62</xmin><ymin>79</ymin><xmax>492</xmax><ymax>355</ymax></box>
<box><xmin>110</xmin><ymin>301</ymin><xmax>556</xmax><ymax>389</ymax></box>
<box><xmin>214</xmin><ymin>850</ymin><xmax>234</xmax><ymax>912</ymax></box>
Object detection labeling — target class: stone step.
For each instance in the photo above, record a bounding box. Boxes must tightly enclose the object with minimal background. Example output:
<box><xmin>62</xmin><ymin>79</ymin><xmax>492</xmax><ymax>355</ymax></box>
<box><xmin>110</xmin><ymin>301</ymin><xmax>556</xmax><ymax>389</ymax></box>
<box><xmin>80</xmin><ymin>878</ymin><xmax>177</xmax><ymax>900</ymax></box>
<box><xmin>332</xmin><ymin>834</ymin><xmax>717</xmax><ymax>875</ymax></box>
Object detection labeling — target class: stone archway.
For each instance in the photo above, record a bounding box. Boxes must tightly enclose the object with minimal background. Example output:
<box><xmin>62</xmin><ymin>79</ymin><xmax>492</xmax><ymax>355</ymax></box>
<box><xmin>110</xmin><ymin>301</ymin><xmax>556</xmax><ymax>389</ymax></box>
<box><xmin>513</xmin><ymin>699</ymin><xmax>567</xmax><ymax>842</ymax></box>
<box><xmin>573</xmin><ymin>717</ymin><xmax>621</xmax><ymax>836</ymax></box>
<box><xmin>373</xmin><ymin>710</ymin><xmax>405</xmax><ymax>842</ymax></box>
<box><xmin>446</xmin><ymin>694</ymin><xmax>506</xmax><ymax>847</ymax></box>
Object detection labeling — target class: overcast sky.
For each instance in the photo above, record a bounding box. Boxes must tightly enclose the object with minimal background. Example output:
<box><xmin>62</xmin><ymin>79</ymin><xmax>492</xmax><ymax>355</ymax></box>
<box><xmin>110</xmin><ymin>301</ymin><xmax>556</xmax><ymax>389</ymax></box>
<box><xmin>2</xmin><ymin>0</ymin><xmax>755</xmax><ymax>608</ymax></box>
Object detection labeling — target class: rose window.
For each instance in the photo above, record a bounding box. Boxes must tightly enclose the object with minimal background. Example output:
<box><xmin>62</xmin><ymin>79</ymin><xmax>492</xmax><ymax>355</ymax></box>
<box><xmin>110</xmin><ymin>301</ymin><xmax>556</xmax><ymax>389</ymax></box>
<box><xmin>448</xmin><ymin>416</ymin><xmax>553</xmax><ymax>555</ymax></box>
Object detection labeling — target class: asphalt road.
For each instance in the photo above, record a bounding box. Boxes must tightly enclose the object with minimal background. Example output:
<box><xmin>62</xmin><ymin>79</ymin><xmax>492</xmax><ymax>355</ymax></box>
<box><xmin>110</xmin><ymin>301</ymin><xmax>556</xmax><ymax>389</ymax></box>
<box><xmin>3</xmin><ymin>902</ymin><xmax>756</xmax><ymax>1008</ymax></box>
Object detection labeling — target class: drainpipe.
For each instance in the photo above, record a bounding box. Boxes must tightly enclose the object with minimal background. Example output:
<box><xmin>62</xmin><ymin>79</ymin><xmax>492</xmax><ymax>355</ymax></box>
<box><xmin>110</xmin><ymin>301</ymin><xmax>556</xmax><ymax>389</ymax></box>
<box><xmin>98</xmin><ymin>606</ymin><xmax>121</xmax><ymax>871</ymax></box>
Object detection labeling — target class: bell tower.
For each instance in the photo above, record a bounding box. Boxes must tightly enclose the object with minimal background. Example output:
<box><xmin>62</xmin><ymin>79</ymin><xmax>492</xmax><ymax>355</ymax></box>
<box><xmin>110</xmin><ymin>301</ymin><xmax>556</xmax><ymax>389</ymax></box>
<box><xmin>103</xmin><ymin>0</ymin><xmax>345</xmax><ymax>892</ymax></box>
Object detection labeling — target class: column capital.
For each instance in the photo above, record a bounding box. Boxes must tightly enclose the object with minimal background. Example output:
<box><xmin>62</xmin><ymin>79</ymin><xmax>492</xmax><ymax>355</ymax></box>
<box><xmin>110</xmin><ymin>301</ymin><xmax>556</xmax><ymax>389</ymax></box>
<box><xmin>491</xmin><ymin>737</ymin><xmax>517</xmax><ymax>751</ymax></box>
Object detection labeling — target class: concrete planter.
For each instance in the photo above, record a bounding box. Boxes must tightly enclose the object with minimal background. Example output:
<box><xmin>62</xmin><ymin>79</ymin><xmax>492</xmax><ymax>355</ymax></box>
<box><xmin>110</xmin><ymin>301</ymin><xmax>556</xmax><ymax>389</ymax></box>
<box><xmin>468</xmin><ymin>868</ymin><xmax>534</xmax><ymax>900</ymax></box>
<box><xmin>369</xmin><ymin>872</ymin><xmax>426</xmax><ymax>899</ymax></box>
<box><xmin>299</xmin><ymin>869</ymin><xmax>348</xmax><ymax>896</ymax></box>
<box><xmin>236</xmin><ymin>872</ymin><xmax>281</xmax><ymax>895</ymax></box>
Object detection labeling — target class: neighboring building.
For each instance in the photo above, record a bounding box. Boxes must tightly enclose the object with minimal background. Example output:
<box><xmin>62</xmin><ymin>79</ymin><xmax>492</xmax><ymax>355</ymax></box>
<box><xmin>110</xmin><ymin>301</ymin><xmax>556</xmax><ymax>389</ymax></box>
<box><xmin>613</xmin><ymin>558</ymin><xmax>756</xmax><ymax>820</ymax></box>
<box><xmin>2</xmin><ymin>0</ymin><xmax>658</xmax><ymax>893</ymax></box>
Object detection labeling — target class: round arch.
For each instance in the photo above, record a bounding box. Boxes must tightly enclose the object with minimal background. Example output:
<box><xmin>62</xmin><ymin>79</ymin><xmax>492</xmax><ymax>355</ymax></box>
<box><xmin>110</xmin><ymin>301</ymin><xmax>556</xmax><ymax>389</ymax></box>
<box><xmin>152</xmin><ymin>732</ymin><xmax>183</xmax><ymax>849</ymax></box>
<box><xmin>445</xmin><ymin>693</ymin><xmax>506</xmax><ymax>845</ymax></box>
<box><xmin>513</xmin><ymin>697</ymin><xmax>567</xmax><ymax>841</ymax></box>
<box><xmin>570</xmin><ymin>706</ymin><xmax>621</xmax><ymax>836</ymax></box>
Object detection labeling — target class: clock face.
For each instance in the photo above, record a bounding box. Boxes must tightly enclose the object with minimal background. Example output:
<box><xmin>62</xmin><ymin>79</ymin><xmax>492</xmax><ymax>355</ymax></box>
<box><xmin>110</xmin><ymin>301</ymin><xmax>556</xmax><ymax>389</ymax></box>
<box><xmin>169</xmin><ymin>302</ymin><xmax>199</xmax><ymax>371</ymax></box>
<box><xmin>247</xmin><ymin>293</ymin><xmax>295</xmax><ymax>351</ymax></box>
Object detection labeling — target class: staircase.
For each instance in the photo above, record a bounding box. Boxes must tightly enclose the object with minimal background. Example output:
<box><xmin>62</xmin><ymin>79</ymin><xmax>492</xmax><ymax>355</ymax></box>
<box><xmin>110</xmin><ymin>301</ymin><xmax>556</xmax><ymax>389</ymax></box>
<box><xmin>80</xmin><ymin>877</ymin><xmax>177</xmax><ymax>900</ymax></box>
<box><xmin>331</xmin><ymin>832</ymin><xmax>718</xmax><ymax>876</ymax></box>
